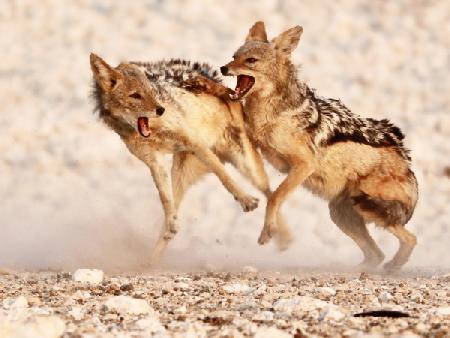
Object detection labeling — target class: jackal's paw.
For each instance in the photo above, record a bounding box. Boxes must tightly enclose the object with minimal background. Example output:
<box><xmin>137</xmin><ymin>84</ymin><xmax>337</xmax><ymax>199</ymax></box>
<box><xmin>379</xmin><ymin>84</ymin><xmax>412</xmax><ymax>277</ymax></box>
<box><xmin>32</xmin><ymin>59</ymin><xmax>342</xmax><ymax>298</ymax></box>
<box><xmin>258</xmin><ymin>223</ymin><xmax>276</xmax><ymax>245</ymax></box>
<box><xmin>276</xmin><ymin>230</ymin><xmax>294</xmax><ymax>251</ymax></box>
<box><xmin>355</xmin><ymin>252</ymin><xmax>384</xmax><ymax>271</ymax></box>
<box><xmin>383</xmin><ymin>260</ymin><xmax>402</xmax><ymax>274</ymax></box>
<box><xmin>237</xmin><ymin>195</ymin><xmax>259</xmax><ymax>212</ymax></box>
<box><xmin>163</xmin><ymin>220</ymin><xmax>179</xmax><ymax>240</ymax></box>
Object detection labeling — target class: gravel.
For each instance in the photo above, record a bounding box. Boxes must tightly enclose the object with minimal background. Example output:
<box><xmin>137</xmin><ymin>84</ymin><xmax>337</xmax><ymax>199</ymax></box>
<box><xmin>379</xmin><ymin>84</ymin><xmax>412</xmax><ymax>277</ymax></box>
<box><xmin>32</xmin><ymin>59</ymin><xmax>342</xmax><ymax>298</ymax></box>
<box><xmin>1</xmin><ymin>270</ymin><xmax>449</xmax><ymax>337</ymax></box>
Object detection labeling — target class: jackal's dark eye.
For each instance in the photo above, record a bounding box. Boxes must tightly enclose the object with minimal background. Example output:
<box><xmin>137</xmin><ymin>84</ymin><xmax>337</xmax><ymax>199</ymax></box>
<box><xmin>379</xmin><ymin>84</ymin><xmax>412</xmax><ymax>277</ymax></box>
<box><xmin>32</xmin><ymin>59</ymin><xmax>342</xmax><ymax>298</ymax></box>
<box><xmin>246</xmin><ymin>57</ymin><xmax>258</xmax><ymax>64</ymax></box>
<box><xmin>129</xmin><ymin>92</ymin><xmax>142</xmax><ymax>99</ymax></box>
<box><xmin>156</xmin><ymin>106</ymin><xmax>165</xmax><ymax>116</ymax></box>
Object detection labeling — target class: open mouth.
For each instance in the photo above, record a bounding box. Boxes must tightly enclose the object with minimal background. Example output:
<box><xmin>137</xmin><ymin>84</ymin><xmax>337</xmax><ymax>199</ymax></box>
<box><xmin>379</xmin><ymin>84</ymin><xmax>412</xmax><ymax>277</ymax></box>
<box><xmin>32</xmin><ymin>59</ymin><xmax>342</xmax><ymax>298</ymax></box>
<box><xmin>229</xmin><ymin>75</ymin><xmax>255</xmax><ymax>100</ymax></box>
<box><xmin>137</xmin><ymin>117</ymin><xmax>151</xmax><ymax>138</ymax></box>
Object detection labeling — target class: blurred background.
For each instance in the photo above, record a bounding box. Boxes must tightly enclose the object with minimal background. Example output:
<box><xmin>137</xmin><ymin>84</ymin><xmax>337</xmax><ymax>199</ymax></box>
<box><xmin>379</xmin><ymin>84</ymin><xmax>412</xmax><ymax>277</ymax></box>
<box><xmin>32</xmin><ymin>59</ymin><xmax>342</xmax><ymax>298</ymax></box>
<box><xmin>0</xmin><ymin>0</ymin><xmax>449</xmax><ymax>271</ymax></box>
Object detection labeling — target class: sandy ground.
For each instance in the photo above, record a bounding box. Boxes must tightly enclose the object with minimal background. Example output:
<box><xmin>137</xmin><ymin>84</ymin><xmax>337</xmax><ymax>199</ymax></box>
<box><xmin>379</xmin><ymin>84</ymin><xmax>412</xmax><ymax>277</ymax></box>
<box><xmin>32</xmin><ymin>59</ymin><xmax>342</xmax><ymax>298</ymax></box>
<box><xmin>1</xmin><ymin>0</ymin><xmax>450</xmax><ymax>336</ymax></box>
<box><xmin>1</xmin><ymin>269</ymin><xmax>450</xmax><ymax>337</ymax></box>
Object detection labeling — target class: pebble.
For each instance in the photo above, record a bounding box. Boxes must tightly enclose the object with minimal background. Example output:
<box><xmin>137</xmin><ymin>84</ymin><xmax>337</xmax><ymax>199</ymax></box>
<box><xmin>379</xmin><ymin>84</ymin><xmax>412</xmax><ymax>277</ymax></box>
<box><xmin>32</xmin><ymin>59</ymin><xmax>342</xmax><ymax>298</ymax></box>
<box><xmin>433</xmin><ymin>306</ymin><xmax>450</xmax><ymax>316</ymax></box>
<box><xmin>318</xmin><ymin>286</ymin><xmax>337</xmax><ymax>297</ymax></box>
<box><xmin>3</xmin><ymin>296</ymin><xmax>28</xmax><ymax>309</ymax></box>
<box><xmin>134</xmin><ymin>317</ymin><xmax>166</xmax><ymax>334</ymax></box>
<box><xmin>72</xmin><ymin>269</ymin><xmax>104</xmax><ymax>285</ymax></box>
<box><xmin>174</xmin><ymin>305</ymin><xmax>187</xmax><ymax>315</ymax></box>
<box><xmin>103</xmin><ymin>296</ymin><xmax>154</xmax><ymax>315</ymax></box>
<box><xmin>68</xmin><ymin>306</ymin><xmax>84</xmax><ymax>320</ymax></box>
<box><xmin>252</xmin><ymin>311</ymin><xmax>274</xmax><ymax>322</ymax></box>
<box><xmin>0</xmin><ymin>316</ymin><xmax>65</xmax><ymax>338</ymax></box>
<box><xmin>222</xmin><ymin>283</ymin><xmax>253</xmax><ymax>294</ymax></box>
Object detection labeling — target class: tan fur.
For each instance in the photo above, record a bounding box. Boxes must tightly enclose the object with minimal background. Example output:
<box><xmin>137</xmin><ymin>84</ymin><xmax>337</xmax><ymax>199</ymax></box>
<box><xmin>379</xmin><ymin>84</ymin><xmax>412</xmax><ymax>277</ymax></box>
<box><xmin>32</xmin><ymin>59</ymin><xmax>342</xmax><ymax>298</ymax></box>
<box><xmin>90</xmin><ymin>54</ymin><xmax>292</xmax><ymax>264</ymax></box>
<box><xmin>223</xmin><ymin>22</ymin><xmax>418</xmax><ymax>270</ymax></box>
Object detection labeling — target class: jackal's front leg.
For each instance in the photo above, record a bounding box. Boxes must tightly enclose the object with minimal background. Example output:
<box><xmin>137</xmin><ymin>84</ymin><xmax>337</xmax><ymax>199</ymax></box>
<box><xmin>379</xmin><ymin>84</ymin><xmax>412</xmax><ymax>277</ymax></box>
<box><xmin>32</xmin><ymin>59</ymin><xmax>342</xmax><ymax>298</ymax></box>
<box><xmin>229</xmin><ymin>138</ymin><xmax>294</xmax><ymax>250</ymax></box>
<box><xmin>135</xmin><ymin>152</ymin><xmax>178</xmax><ymax>265</ymax></box>
<box><xmin>144</xmin><ymin>154</ymin><xmax>177</xmax><ymax>241</ymax></box>
<box><xmin>191</xmin><ymin>145</ymin><xmax>259</xmax><ymax>212</ymax></box>
<box><xmin>259</xmin><ymin>159</ymin><xmax>313</xmax><ymax>245</ymax></box>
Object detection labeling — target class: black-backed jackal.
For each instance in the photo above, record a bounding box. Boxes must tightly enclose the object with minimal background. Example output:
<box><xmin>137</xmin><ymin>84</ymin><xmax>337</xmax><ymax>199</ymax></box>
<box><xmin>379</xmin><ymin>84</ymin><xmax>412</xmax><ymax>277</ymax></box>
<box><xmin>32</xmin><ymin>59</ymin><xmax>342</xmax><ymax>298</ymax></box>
<box><xmin>221</xmin><ymin>22</ymin><xmax>418</xmax><ymax>271</ymax></box>
<box><xmin>90</xmin><ymin>53</ymin><xmax>292</xmax><ymax>263</ymax></box>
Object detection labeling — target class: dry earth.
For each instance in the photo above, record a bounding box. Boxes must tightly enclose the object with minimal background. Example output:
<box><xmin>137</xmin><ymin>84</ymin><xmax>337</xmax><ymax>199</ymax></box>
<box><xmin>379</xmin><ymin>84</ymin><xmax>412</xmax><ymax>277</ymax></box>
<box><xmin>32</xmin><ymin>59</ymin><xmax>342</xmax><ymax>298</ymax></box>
<box><xmin>1</xmin><ymin>269</ymin><xmax>450</xmax><ymax>337</ymax></box>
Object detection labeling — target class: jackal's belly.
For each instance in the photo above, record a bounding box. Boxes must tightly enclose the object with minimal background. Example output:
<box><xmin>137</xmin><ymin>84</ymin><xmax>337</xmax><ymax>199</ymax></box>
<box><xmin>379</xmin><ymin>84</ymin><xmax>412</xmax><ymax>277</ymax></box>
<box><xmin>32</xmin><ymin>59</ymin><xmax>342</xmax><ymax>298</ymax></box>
<box><xmin>303</xmin><ymin>142</ymin><xmax>382</xmax><ymax>200</ymax></box>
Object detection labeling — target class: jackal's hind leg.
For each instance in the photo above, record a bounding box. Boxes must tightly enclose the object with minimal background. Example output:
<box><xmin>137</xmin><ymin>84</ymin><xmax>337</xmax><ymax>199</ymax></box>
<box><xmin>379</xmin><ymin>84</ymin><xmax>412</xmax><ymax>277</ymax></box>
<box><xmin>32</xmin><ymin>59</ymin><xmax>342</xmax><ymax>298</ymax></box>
<box><xmin>329</xmin><ymin>193</ymin><xmax>385</xmax><ymax>268</ymax></box>
<box><xmin>383</xmin><ymin>225</ymin><xmax>417</xmax><ymax>272</ymax></box>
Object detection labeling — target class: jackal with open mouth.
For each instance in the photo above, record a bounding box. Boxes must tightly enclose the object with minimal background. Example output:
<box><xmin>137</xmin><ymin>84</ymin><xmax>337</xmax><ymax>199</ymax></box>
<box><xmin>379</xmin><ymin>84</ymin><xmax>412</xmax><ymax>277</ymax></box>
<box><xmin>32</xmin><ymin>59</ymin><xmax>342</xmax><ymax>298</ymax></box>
<box><xmin>90</xmin><ymin>53</ymin><xmax>292</xmax><ymax>263</ymax></box>
<box><xmin>221</xmin><ymin>22</ymin><xmax>418</xmax><ymax>271</ymax></box>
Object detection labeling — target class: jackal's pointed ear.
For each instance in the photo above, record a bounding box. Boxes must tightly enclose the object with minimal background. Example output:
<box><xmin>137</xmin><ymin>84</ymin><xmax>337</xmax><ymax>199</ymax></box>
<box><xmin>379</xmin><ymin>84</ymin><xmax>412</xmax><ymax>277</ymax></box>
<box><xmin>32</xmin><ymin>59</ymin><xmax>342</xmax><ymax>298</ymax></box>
<box><xmin>90</xmin><ymin>53</ymin><xmax>121</xmax><ymax>91</ymax></box>
<box><xmin>271</xmin><ymin>26</ymin><xmax>303</xmax><ymax>54</ymax></box>
<box><xmin>246</xmin><ymin>21</ymin><xmax>268</xmax><ymax>42</ymax></box>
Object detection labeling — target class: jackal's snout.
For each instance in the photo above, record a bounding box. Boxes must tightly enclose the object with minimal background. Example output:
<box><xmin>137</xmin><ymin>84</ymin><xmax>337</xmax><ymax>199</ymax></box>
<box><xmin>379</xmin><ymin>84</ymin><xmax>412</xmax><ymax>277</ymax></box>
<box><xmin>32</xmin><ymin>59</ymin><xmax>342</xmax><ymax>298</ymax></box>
<box><xmin>220</xmin><ymin>66</ymin><xmax>228</xmax><ymax>76</ymax></box>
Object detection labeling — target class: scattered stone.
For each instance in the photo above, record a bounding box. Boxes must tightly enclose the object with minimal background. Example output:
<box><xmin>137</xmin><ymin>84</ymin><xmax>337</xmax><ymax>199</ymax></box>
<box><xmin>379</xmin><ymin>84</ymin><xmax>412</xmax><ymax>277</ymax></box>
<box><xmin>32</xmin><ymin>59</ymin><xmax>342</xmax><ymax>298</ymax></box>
<box><xmin>222</xmin><ymin>283</ymin><xmax>253</xmax><ymax>294</ymax></box>
<box><xmin>103</xmin><ymin>296</ymin><xmax>154</xmax><ymax>315</ymax></box>
<box><xmin>0</xmin><ymin>316</ymin><xmax>65</xmax><ymax>338</ymax></box>
<box><xmin>433</xmin><ymin>306</ymin><xmax>450</xmax><ymax>316</ymax></box>
<box><xmin>68</xmin><ymin>306</ymin><xmax>84</xmax><ymax>320</ymax></box>
<box><xmin>378</xmin><ymin>291</ymin><xmax>393</xmax><ymax>303</ymax></box>
<box><xmin>318</xmin><ymin>286</ymin><xmax>337</xmax><ymax>297</ymax></box>
<box><xmin>3</xmin><ymin>296</ymin><xmax>28</xmax><ymax>309</ymax></box>
<box><xmin>120</xmin><ymin>283</ymin><xmax>134</xmax><ymax>292</ymax></box>
<box><xmin>134</xmin><ymin>317</ymin><xmax>166</xmax><ymax>334</ymax></box>
<box><xmin>173</xmin><ymin>282</ymin><xmax>190</xmax><ymax>291</ymax></box>
<box><xmin>174</xmin><ymin>305</ymin><xmax>187</xmax><ymax>315</ymax></box>
<box><xmin>252</xmin><ymin>311</ymin><xmax>274</xmax><ymax>322</ymax></box>
<box><xmin>72</xmin><ymin>269</ymin><xmax>104</xmax><ymax>285</ymax></box>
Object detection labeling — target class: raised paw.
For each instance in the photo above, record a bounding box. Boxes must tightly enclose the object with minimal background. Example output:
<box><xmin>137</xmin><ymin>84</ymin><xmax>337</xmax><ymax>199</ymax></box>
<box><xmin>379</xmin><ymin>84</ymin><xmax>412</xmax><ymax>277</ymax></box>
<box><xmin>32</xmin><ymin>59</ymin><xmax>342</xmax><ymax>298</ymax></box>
<box><xmin>237</xmin><ymin>195</ymin><xmax>259</xmax><ymax>212</ymax></box>
<box><xmin>258</xmin><ymin>222</ymin><xmax>276</xmax><ymax>245</ymax></box>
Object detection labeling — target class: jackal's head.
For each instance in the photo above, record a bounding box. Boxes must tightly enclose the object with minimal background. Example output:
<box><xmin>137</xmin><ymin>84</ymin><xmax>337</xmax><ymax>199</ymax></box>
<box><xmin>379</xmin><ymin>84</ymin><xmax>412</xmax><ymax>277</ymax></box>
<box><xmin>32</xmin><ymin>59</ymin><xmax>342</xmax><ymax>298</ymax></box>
<box><xmin>221</xmin><ymin>21</ymin><xmax>303</xmax><ymax>100</ymax></box>
<box><xmin>90</xmin><ymin>53</ymin><xmax>165</xmax><ymax>138</ymax></box>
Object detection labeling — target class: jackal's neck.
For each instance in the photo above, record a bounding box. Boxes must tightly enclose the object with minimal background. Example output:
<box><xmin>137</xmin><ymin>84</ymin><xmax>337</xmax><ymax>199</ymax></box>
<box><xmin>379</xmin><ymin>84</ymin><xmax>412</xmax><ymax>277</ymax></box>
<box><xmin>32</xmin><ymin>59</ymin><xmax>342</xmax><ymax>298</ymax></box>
<box><xmin>250</xmin><ymin>61</ymin><xmax>307</xmax><ymax>113</ymax></box>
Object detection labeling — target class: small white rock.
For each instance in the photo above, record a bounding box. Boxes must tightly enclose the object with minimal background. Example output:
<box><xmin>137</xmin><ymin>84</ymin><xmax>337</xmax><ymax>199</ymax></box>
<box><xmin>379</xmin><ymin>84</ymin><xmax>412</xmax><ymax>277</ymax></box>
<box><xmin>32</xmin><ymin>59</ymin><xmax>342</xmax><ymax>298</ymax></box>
<box><xmin>252</xmin><ymin>311</ymin><xmax>274</xmax><ymax>322</ymax></box>
<box><xmin>173</xmin><ymin>282</ymin><xmax>190</xmax><ymax>291</ymax></box>
<box><xmin>318</xmin><ymin>286</ymin><xmax>337</xmax><ymax>297</ymax></box>
<box><xmin>0</xmin><ymin>316</ymin><xmax>65</xmax><ymax>338</ymax></box>
<box><xmin>319</xmin><ymin>307</ymin><xmax>346</xmax><ymax>321</ymax></box>
<box><xmin>174</xmin><ymin>305</ymin><xmax>187</xmax><ymax>315</ymax></box>
<box><xmin>104</xmin><ymin>296</ymin><xmax>154</xmax><ymax>315</ymax></box>
<box><xmin>222</xmin><ymin>283</ymin><xmax>253</xmax><ymax>294</ymax></box>
<box><xmin>134</xmin><ymin>317</ymin><xmax>166</xmax><ymax>334</ymax></box>
<box><xmin>73</xmin><ymin>269</ymin><xmax>104</xmax><ymax>285</ymax></box>
<box><xmin>274</xmin><ymin>296</ymin><xmax>345</xmax><ymax>320</ymax></box>
<box><xmin>68</xmin><ymin>306</ymin><xmax>84</xmax><ymax>320</ymax></box>
<box><xmin>378</xmin><ymin>291</ymin><xmax>393</xmax><ymax>303</ymax></box>
<box><xmin>433</xmin><ymin>306</ymin><xmax>450</xmax><ymax>316</ymax></box>
<box><xmin>3</xmin><ymin>296</ymin><xmax>28</xmax><ymax>309</ymax></box>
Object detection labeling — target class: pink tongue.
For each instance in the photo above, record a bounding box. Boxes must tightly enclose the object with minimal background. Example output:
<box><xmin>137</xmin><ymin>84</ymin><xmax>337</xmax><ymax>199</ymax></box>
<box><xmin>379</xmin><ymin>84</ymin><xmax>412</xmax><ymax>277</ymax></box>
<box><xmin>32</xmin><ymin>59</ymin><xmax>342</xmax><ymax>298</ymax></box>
<box><xmin>138</xmin><ymin>117</ymin><xmax>151</xmax><ymax>137</ymax></box>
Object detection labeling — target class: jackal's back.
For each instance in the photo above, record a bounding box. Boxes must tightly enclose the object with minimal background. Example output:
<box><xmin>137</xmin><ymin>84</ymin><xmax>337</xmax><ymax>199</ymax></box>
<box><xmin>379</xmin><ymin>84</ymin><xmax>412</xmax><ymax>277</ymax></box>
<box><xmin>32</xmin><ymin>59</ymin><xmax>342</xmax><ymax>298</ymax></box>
<box><xmin>131</xmin><ymin>59</ymin><xmax>221</xmax><ymax>88</ymax></box>
<box><xmin>301</xmin><ymin>86</ymin><xmax>410</xmax><ymax>161</ymax></box>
